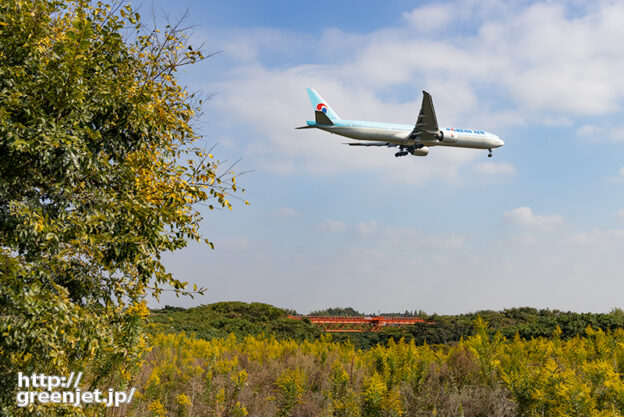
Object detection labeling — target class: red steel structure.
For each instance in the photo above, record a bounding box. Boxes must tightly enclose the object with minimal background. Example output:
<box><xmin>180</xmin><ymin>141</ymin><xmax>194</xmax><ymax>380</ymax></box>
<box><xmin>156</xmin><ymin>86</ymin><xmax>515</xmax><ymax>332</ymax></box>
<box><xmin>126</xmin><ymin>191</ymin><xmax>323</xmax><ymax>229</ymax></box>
<box><xmin>288</xmin><ymin>315</ymin><xmax>434</xmax><ymax>333</ymax></box>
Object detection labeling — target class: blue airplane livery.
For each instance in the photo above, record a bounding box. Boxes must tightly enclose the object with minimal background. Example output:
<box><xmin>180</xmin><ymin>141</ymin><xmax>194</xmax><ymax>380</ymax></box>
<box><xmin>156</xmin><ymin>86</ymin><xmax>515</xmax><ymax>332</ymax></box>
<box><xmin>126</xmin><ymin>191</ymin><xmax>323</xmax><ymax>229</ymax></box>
<box><xmin>297</xmin><ymin>89</ymin><xmax>504</xmax><ymax>158</ymax></box>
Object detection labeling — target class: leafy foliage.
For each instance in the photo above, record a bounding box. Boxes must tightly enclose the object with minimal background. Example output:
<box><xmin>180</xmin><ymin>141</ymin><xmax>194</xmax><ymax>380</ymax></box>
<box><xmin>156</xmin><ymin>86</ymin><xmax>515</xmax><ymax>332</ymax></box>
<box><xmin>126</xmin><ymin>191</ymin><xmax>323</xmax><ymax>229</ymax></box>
<box><xmin>149</xmin><ymin>302</ymin><xmax>322</xmax><ymax>342</ymax></box>
<box><xmin>0</xmin><ymin>1</ymin><xmax>242</xmax><ymax>414</ymax></box>
<box><xmin>310</xmin><ymin>307</ymin><xmax>365</xmax><ymax>317</ymax></box>
<box><xmin>124</xmin><ymin>321</ymin><xmax>624</xmax><ymax>416</ymax></box>
<box><xmin>151</xmin><ymin>303</ymin><xmax>624</xmax><ymax>350</ymax></box>
<box><xmin>405</xmin><ymin>307</ymin><xmax>624</xmax><ymax>345</ymax></box>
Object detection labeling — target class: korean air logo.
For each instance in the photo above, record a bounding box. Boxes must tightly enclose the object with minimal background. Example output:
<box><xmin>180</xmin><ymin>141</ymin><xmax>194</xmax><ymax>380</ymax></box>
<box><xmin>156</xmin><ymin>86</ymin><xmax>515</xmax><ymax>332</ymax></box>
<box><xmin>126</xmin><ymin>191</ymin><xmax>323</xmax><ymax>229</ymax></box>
<box><xmin>316</xmin><ymin>103</ymin><xmax>328</xmax><ymax>114</ymax></box>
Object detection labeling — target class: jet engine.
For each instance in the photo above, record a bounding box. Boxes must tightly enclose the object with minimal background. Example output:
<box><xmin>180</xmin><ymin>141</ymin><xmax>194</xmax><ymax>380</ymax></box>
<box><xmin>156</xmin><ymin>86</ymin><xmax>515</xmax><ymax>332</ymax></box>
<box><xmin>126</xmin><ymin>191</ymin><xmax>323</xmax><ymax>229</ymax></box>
<box><xmin>436</xmin><ymin>130</ymin><xmax>457</xmax><ymax>143</ymax></box>
<box><xmin>410</xmin><ymin>146</ymin><xmax>429</xmax><ymax>156</ymax></box>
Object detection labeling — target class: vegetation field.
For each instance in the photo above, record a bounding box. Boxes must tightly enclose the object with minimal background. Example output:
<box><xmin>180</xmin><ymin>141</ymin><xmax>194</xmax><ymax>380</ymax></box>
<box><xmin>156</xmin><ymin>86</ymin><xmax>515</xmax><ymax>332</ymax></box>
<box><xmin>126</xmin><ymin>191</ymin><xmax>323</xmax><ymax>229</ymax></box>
<box><xmin>125</xmin><ymin>314</ymin><xmax>624</xmax><ymax>416</ymax></box>
<box><xmin>112</xmin><ymin>302</ymin><xmax>624</xmax><ymax>416</ymax></box>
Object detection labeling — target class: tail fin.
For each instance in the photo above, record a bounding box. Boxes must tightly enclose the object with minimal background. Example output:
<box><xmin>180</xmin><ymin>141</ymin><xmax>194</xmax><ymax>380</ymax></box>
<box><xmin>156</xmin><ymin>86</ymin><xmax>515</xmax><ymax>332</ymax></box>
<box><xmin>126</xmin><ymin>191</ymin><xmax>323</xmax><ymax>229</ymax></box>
<box><xmin>306</xmin><ymin>88</ymin><xmax>341</xmax><ymax>120</ymax></box>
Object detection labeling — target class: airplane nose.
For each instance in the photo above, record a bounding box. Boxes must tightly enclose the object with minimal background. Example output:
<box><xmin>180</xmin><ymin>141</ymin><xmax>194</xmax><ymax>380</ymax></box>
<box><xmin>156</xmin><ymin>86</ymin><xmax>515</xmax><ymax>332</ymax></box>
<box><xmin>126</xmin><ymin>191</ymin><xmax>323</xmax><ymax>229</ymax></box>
<box><xmin>497</xmin><ymin>138</ymin><xmax>504</xmax><ymax>147</ymax></box>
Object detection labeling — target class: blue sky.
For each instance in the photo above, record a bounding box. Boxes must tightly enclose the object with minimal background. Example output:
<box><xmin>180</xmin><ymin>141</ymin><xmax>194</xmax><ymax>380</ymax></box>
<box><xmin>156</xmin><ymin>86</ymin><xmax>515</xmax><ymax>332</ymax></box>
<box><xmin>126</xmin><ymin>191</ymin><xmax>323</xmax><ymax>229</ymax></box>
<box><xmin>143</xmin><ymin>0</ymin><xmax>624</xmax><ymax>314</ymax></box>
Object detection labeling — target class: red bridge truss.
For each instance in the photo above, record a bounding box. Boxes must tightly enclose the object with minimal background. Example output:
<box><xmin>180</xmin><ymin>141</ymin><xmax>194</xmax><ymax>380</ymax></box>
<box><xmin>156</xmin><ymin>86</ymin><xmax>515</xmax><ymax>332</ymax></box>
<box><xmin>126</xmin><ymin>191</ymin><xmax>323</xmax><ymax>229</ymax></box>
<box><xmin>288</xmin><ymin>315</ymin><xmax>434</xmax><ymax>333</ymax></box>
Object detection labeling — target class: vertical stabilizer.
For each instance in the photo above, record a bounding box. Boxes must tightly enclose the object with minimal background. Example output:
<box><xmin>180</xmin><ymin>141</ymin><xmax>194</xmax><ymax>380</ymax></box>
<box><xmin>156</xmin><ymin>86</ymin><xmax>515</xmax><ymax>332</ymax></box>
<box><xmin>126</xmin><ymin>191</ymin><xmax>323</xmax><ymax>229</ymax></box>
<box><xmin>306</xmin><ymin>88</ymin><xmax>341</xmax><ymax>120</ymax></box>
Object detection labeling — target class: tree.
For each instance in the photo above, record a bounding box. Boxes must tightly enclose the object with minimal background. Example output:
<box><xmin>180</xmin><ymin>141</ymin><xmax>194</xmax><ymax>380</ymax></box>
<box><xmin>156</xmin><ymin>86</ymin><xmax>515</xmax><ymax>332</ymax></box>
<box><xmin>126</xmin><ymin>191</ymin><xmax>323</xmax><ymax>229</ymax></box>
<box><xmin>0</xmin><ymin>1</ymin><xmax>243</xmax><ymax>414</ymax></box>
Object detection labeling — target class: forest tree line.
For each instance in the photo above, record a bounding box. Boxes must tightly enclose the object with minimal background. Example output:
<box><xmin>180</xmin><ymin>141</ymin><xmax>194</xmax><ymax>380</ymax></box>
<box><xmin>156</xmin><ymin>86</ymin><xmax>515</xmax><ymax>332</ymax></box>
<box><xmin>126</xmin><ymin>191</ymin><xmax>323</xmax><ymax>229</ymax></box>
<box><xmin>150</xmin><ymin>302</ymin><xmax>624</xmax><ymax>349</ymax></box>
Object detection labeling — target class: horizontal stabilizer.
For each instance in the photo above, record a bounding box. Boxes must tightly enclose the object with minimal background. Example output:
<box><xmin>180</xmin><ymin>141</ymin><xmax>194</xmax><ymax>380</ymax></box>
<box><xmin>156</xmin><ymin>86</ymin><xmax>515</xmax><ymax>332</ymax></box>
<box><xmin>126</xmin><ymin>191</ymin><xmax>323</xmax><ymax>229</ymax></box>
<box><xmin>295</xmin><ymin>125</ymin><xmax>314</xmax><ymax>129</ymax></box>
<box><xmin>315</xmin><ymin>110</ymin><xmax>334</xmax><ymax>125</ymax></box>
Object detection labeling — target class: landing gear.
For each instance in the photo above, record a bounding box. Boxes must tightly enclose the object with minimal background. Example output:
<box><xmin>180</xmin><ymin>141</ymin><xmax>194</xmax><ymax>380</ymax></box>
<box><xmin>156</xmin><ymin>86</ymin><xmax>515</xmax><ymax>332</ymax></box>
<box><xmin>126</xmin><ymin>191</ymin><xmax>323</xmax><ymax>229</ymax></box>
<box><xmin>488</xmin><ymin>148</ymin><xmax>493</xmax><ymax>158</ymax></box>
<box><xmin>395</xmin><ymin>145</ymin><xmax>408</xmax><ymax>157</ymax></box>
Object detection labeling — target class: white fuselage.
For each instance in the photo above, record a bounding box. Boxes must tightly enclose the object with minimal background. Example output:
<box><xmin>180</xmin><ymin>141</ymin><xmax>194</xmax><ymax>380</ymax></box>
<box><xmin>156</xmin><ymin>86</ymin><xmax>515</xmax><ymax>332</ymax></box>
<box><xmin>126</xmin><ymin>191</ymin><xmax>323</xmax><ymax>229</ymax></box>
<box><xmin>312</xmin><ymin>120</ymin><xmax>504</xmax><ymax>150</ymax></box>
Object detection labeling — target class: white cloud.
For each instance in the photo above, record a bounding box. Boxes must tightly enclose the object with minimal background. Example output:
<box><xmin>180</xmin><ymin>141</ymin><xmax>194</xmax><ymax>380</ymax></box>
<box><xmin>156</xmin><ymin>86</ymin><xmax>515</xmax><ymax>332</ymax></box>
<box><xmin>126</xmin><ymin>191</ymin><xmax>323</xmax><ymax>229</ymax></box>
<box><xmin>565</xmin><ymin>230</ymin><xmax>624</xmax><ymax>246</ymax></box>
<box><xmin>352</xmin><ymin>221</ymin><xmax>465</xmax><ymax>250</ymax></box>
<box><xmin>614</xmin><ymin>209</ymin><xmax>624</xmax><ymax>220</ymax></box>
<box><xmin>338</xmin><ymin>1</ymin><xmax>624</xmax><ymax>115</ymax></box>
<box><xmin>402</xmin><ymin>4</ymin><xmax>454</xmax><ymax>33</ymax></box>
<box><xmin>272</xmin><ymin>207</ymin><xmax>300</xmax><ymax>218</ymax></box>
<box><xmin>485</xmin><ymin>2</ymin><xmax>624</xmax><ymax>115</ymax></box>
<box><xmin>576</xmin><ymin>125</ymin><xmax>624</xmax><ymax>142</ymax></box>
<box><xmin>319</xmin><ymin>219</ymin><xmax>465</xmax><ymax>249</ymax></box>
<box><xmin>319</xmin><ymin>219</ymin><xmax>348</xmax><ymax>232</ymax></box>
<box><xmin>510</xmin><ymin>232</ymin><xmax>538</xmax><ymax>245</ymax></box>
<box><xmin>356</xmin><ymin>220</ymin><xmax>379</xmax><ymax>236</ymax></box>
<box><xmin>502</xmin><ymin>207</ymin><xmax>564</xmax><ymax>230</ymax></box>
<box><xmin>607</xmin><ymin>166</ymin><xmax>624</xmax><ymax>182</ymax></box>
<box><xmin>473</xmin><ymin>162</ymin><xmax>517</xmax><ymax>176</ymax></box>
<box><xmin>219</xmin><ymin>28</ymin><xmax>310</xmax><ymax>62</ymax></box>
<box><xmin>429</xmin><ymin>234</ymin><xmax>465</xmax><ymax>250</ymax></box>
<box><xmin>222</xmin><ymin>237</ymin><xmax>251</xmax><ymax>251</ymax></box>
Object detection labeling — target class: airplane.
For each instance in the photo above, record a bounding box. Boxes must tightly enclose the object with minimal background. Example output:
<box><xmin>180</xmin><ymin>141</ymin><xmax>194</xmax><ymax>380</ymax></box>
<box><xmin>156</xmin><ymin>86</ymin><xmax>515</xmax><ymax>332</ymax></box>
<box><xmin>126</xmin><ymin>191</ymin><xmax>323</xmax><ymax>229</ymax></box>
<box><xmin>297</xmin><ymin>89</ymin><xmax>504</xmax><ymax>158</ymax></box>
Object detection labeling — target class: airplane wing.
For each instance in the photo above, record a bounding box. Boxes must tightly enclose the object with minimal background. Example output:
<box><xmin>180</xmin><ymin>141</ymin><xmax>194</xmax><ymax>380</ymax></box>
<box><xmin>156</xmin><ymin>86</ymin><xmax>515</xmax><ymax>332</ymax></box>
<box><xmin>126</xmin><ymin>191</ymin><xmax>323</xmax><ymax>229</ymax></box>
<box><xmin>407</xmin><ymin>91</ymin><xmax>439</xmax><ymax>143</ymax></box>
<box><xmin>344</xmin><ymin>142</ymin><xmax>397</xmax><ymax>147</ymax></box>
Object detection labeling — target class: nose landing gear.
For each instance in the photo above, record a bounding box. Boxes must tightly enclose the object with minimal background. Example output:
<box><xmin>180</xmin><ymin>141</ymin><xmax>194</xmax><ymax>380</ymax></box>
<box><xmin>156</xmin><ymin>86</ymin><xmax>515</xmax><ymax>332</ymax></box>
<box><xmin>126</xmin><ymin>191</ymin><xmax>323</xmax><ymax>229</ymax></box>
<box><xmin>488</xmin><ymin>148</ymin><xmax>493</xmax><ymax>158</ymax></box>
